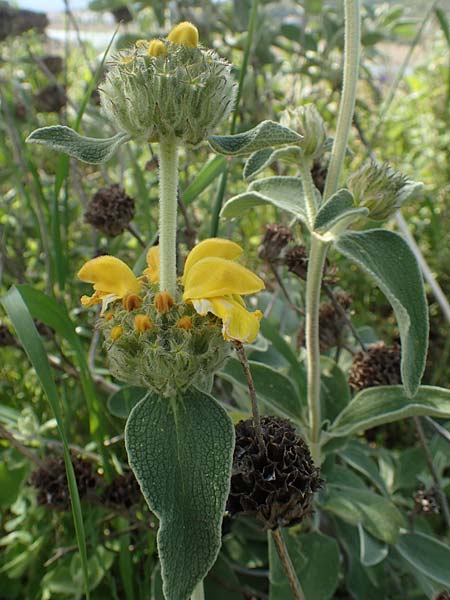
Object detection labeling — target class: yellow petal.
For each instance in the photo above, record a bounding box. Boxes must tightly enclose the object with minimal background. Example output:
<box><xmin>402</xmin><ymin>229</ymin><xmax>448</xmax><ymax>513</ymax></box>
<box><xmin>167</xmin><ymin>21</ymin><xmax>199</xmax><ymax>48</ymax></box>
<box><xmin>192</xmin><ymin>296</ymin><xmax>262</xmax><ymax>343</ymax></box>
<box><xmin>78</xmin><ymin>256</ymin><xmax>140</xmax><ymax>298</ymax></box>
<box><xmin>182</xmin><ymin>238</ymin><xmax>243</xmax><ymax>284</ymax></box>
<box><xmin>183</xmin><ymin>257</ymin><xmax>264</xmax><ymax>300</ymax></box>
<box><xmin>148</xmin><ymin>39</ymin><xmax>167</xmax><ymax>57</ymax></box>
<box><xmin>144</xmin><ymin>246</ymin><xmax>160</xmax><ymax>283</ymax></box>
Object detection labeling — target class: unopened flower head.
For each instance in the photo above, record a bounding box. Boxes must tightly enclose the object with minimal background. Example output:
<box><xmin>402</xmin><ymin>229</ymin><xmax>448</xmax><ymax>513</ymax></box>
<box><xmin>280</xmin><ymin>104</ymin><xmax>327</xmax><ymax>160</ymax></box>
<box><xmin>348</xmin><ymin>160</ymin><xmax>422</xmax><ymax>222</ymax></box>
<box><xmin>100</xmin><ymin>22</ymin><xmax>236</xmax><ymax>146</ymax></box>
<box><xmin>77</xmin><ymin>238</ymin><xmax>264</xmax><ymax>396</ymax></box>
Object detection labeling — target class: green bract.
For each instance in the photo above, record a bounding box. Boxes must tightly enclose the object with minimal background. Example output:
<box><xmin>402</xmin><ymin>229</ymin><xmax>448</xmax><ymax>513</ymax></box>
<box><xmin>101</xmin><ymin>43</ymin><xmax>236</xmax><ymax>145</ymax></box>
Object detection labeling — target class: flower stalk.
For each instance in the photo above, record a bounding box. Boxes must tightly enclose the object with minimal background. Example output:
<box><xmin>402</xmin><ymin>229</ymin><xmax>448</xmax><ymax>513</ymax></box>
<box><xmin>271</xmin><ymin>530</ymin><xmax>305</xmax><ymax>600</ymax></box>
<box><xmin>158</xmin><ymin>136</ymin><xmax>179</xmax><ymax>296</ymax></box>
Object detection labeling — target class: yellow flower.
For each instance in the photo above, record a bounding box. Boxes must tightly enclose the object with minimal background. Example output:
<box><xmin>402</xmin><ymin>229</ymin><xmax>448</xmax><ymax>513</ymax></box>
<box><xmin>78</xmin><ymin>255</ymin><xmax>140</xmax><ymax>313</ymax></box>
<box><xmin>167</xmin><ymin>22</ymin><xmax>199</xmax><ymax>48</ymax></box>
<box><xmin>144</xmin><ymin>246</ymin><xmax>160</xmax><ymax>284</ymax></box>
<box><xmin>148</xmin><ymin>39</ymin><xmax>167</xmax><ymax>57</ymax></box>
<box><xmin>182</xmin><ymin>238</ymin><xmax>265</xmax><ymax>343</ymax></box>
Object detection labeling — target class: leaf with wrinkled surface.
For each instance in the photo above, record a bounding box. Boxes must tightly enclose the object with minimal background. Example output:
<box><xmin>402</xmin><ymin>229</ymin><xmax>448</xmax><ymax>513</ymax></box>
<box><xmin>335</xmin><ymin>229</ymin><xmax>428</xmax><ymax>396</ymax></box>
<box><xmin>26</xmin><ymin>126</ymin><xmax>130</xmax><ymax>164</ymax></box>
<box><xmin>209</xmin><ymin>120</ymin><xmax>302</xmax><ymax>156</ymax></box>
<box><xmin>396</xmin><ymin>532</ymin><xmax>450</xmax><ymax>587</ymax></box>
<box><xmin>244</xmin><ymin>146</ymin><xmax>303</xmax><ymax>180</ymax></box>
<box><xmin>125</xmin><ymin>388</ymin><xmax>234</xmax><ymax>600</ymax></box>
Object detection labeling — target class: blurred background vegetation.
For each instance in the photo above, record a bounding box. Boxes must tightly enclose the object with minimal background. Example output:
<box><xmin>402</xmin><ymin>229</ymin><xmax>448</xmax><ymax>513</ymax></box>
<box><xmin>0</xmin><ymin>1</ymin><xmax>449</xmax><ymax>598</ymax></box>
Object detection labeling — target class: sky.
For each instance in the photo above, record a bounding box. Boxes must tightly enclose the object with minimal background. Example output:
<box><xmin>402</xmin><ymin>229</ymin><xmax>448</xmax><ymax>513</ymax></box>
<box><xmin>17</xmin><ymin>0</ymin><xmax>89</xmax><ymax>11</ymax></box>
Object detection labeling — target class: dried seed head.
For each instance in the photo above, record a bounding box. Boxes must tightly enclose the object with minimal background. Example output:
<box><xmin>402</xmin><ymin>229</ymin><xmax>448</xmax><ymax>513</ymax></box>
<box><xmin>227</xmin><ymin>416</ymin><xmax>323</xmax><ymax>529</ymax></box>
<box><xmin>110</xmin><ymin>6</ymin><xmax>133</xmax><ymax>23</ymax></box>
<box><xmin>154</xmin><ymin>292</ymin><xmax>175</xmax><ymax>314</ymax></box>
<box><xmin>84</xmin><ymin>184</ymin><xmax>135</xmax><ymax>237</ymax></box>
<box><xmin>102</xmin><ymin>471</ymin><xmax>142</xmax><ymax>509</ymax></box>
<box><xmin>34</xmin><ymin>84</ymin><xmax>67</xmax><ymax>113</ymax></box>
<box><xmin>41</xmin><ymin>55</ymin><xmax>63</xmax><ymax>75</ymax></box>
<box><xmin>0</xmin><ymin>323</ymin><xmax>16</xmax><ymax>347</ymax></box>
<box><xmin>311</xmin><ymin>159</ymin><xmax>328</xmax><ymax>195</ymax></box>
<box><xmin>30</xmin><ymin>455</ymin><xmax>98</xmax><ymax>509</ymax></box>
<box><xmin>413</xmin><ymin>487</ymin><xmax>440</xmax><ymax>516</ymax></box>
<box><xmin>258</xmin><ymin>224</ymin><xmax>293</xmax><ymax>263</ymax></box>
<box><xmin>348</xmin><ymin>341</ymin><xmax>401</xmax><ymax>392</ymax></box>
<box><xmin>435</xmin><ymin>592</ymin><xmax>450</xmax><ymax>600</ymax></box>
<box><xmin>284</xmin><ymin>244</ymin><xmax>309</xmax><ymax>280</ymax></box>
<box><xmin>298</xmin><ymin>292</ymin><xmax>352</xmax><ymax>352</ymax></box>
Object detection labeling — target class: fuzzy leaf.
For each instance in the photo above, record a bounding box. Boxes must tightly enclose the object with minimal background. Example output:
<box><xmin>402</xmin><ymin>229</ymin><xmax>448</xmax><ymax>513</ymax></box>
<box><xmin>221</xmin><ymin>176</ymin><xmax>309</xmax><ymax>224</ymax></box>
<box><xmin>396</xmin><ymin>532</ymin><xmax>450</xmax><ymax>587</ymax></box>
<box><xmin>208</xmin><ymin>120</ymin><xmax>302</xmax><ymax>156</ymax></box>
<box><xmin>327</xmin><ymin>385</ymin><xmax>450</xmax><ymax>439</ymax></box>
<box><xmin>244</xmin><ymin>146</ymin><xmax>303</xmax><ymax>180</ymax></box>
<box><xmin>26</xmin><ymin>126</ymin><xmax>130</xmax><ymax>164</ymax></box>
<box><xmin>335</xmin><ymin>229</ymin><xmax>428</xmax><ymax>396</ymax></box>
<box><xmin>125</xmin><ymin>388</ymin><xmax>234</xmax><ymax>600</ymax></box>
<box><xmin>314</xmin><ymin>189</ymin><xmax>368</xmax><ymax>236</ymax></box>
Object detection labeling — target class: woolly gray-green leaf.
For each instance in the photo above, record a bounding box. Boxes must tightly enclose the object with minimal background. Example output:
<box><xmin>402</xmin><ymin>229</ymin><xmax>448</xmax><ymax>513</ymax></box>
<box><xmin>221</xmin><ymin>176</ymin><xmax>308</xmax><ymax>224</ymax></box>
<box><xmin>26</xmin><ymin>126</ymin><xmax>130</xmax><ymax>164</ymax></box>
<box><xmin>208</xmin><ymin>120</ymin><xmax>302</xmax><ymax>156</ymax></box>
<box><xmin>243</xmin><ymin>146</ymin><xmax>303</xmax><ymax>180</ymax></box>
<box><xmin>335</xmin><ymin>229</ymin><xmax>428</xmax><ymax>396</ymax></box>
<box><xmin>396</xmin><ymin>531</ymin><xmax>450</xmax><ymax>587</ymax></box>
<box><xmin>125</xmin><ymin>388</ymin><xmax>234</xmax><ymax>600</ymax></box>
<box><xmin>327</xmin><ymin>385</ymin><xmax>450</xmax><ymax>438</ymax></box>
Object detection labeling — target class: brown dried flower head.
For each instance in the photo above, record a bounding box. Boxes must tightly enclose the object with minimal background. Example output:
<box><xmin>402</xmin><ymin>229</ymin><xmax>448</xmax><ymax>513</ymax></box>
<box><xmin>84</xmin><ymin>184</ymin><xmax>135</xmax><ymax>237</ymax></box>
<box><xmin>348</xmin><ymin>341</ymin><xmax>401</xmax><ymax>392</ymax></box>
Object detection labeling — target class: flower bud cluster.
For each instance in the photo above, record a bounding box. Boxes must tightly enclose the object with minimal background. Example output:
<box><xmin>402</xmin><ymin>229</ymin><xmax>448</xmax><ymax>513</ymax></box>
<box><xmin>97</xmin><ymin>282</ymin><xmax>230</xmax><ymax>396</ymax></box>
<box><xmin>280</xmin><ymin>104</ymin><xmax>328</xmax><ymax>160</ymax></box>
<box><xmin>100</xmin><ymin>25</ymin><xmax>236</xmax><ymax>145</ymax></box>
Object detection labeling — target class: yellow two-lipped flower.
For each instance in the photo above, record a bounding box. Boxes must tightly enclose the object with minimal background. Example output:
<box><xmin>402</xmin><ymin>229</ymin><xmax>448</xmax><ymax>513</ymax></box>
<box><xmin>77</xmin><ymin>238</ymin><xmax>264</xmax><ymax>343</ymax></box>
<box><xmin>78</xmin><ymin>255</ymin><xmax>141</xmax><ymax>313</ymax></box>
<box><xmin>181</xmin><ymin>238</ymin><xmax>264</xmax><ymax>344</ymax></box>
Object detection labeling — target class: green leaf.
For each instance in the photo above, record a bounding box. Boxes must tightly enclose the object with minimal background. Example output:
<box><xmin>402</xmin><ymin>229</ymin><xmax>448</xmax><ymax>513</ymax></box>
<box><xmin>220</xmin><ymin>358</ymin><xmax>304</xmax><ymax>423</ymax></box>
<box><xmin>335</xmin><ymin>229</ymin><xmax>428</xmax><ymax>396</ymax></box>
<box><xmin>269</xmin><ymin>531</ymin><xmax>339</xmax><ymax>600</ymax></box>
<box><xmin>125</xmin><ymin>388</ymin><xmax>234</xmax><ymax>600</ymax></box>
<box><xmin>327</xmin><ymin>385</ymin><xmax>450</xmax><ymax>438</ymax></box>
<box><xmin>208</xmin><ymin>120</ymin><xmax>302</xmax><ymax>156</ymax></box>
<box><xmin>107</xmin><ymin>386</ymin><xmax>148</xmax><ymax>419</ymax></box>
<box><xmin>0</xmin><ymin>463</ymin><xmax>28</xmax><ymax>508</ymax></box>
<box><xmin>182</xmin><ymin>155</ymin><xmax>227</xmax><ymax>205</ymax></box>
<box><xmin>1</xmin><ymin>287</ymin><xmax>90</xmax><ymax>598</ymax></box>
<box><xmin>322</xmin><ymin>484</ymin><xmax>405</xmax><ymax>544</ymax></box>
<box><xmin>358</xmin><ymin>525</ymin><xmax>388</xmax><ymax>567</ymax></box>
<box><xmin>435</xmin><ymin>8</ymin><xmax>450</xmax><ymax>46</ymax></box>
<box><xmin>314</xmin><ymin>189</ymin><xmax>368</xmax><ymax>236</ymax></box>
<box><xmin>26</xmin><ymin>126</ymin><xmax>130</xmax><ymax>164</ymax></box>
<box><xmin>243</xmin><ymin>146</ymin><xmax>302</xmax><ymax>180</ymax></box>
<box><xmin>221</xmin><ymin>177</ymin><xmax>308</xmax><ymax>224</ymax></box>
<box><xmin>396</xmin><ymin>532</ymin><xmax>450</xmax><ymax>587</ymax></box>
<box><xmin>204</xmin><ymin>554</ymin><xmax>245</xmax><ymax>600</ymax></box>
<box><xmin>320</xmin><ymin>356</ymin><xmax>350</xmax><ymax>422</ymax></box>
<box><xmin>340</xmin><ymin>441</ymin><xmax>387</xmax><ymax>495</ymax></box>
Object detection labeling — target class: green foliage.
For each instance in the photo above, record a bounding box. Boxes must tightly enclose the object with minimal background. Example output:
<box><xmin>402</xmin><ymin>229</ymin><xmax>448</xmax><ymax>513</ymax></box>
<box><xmin>125</xmin><ymin>388</ymin><xmax>234</xmax><ymax>600</ymax></box>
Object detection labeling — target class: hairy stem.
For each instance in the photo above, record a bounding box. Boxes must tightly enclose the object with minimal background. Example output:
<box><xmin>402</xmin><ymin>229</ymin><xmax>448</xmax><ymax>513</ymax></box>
<box><xmin>234</xmin><ymin>341</ymin><xmax>265</xmax><ymax>449</ymax></box>
<box><xmin>323</xmin><ymin>0</ymin><xmax>361</xmax><ymax>200</ymax></box>
<box><xmin>271</xmin><ymin>530</ymin><xmax>305</xmax><ymax>600</ymax></box>
<box><xmin>305</xmin><ymin>236</ymin><xmax>329</xmax><ymax>463</ymax></box>
<box><xmin>158</xmin><ymin>136</ymin><xmax>179</xmax><ymax>295</ymax></box>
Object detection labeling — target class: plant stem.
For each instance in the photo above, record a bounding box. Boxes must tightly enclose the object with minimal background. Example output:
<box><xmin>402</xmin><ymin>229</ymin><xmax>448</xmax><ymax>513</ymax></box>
<box><xmin>271</xmin><ymin>530</ymin><xmax>305</xmax><ymax>600</ymax></box>
<box><xmin>158</xmin><ymin>136</ymin><xmax>179</xmax><ymax>296</ymax></box>
<box><xmin>305</xmin><ymin>236</ymin><xmax>329</xmax><ymax>463</ymax></box>
<box><xmin>323</xmin><ymin>0</ymin><xmax>361</xmax><ymax>201</ymax></box>
<box><xmin>299</xmin><ymin>160</ymin><xmax>317</xmax><ymax>227</ymax></box>
<box><xmin>191</xmin><ymin>581</ymin><xmax>205</xmax><ymax>600</ymax></box>
<box><xmin>234</xmin><ymin>341</ymin><xmax>265</xmax><ymax>449</ymax></box>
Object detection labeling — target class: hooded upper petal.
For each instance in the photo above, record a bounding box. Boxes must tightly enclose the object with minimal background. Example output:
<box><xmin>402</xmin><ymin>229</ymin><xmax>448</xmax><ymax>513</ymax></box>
<box><xmin>192</xmin><ymin>296</ymin><xmax>262</xmax><ymax>343</ymax></box>
<box><xmin>78</xmin><ymin>256</ymin><xmax>140</xmax><ymax>298</ymax></box>
<box><xmin>182</xmin><ymin>238</ymin><xmax>243</xmax><ymax>285</ymax></box>
<box><xmin>144</xmin><ymin>246</ymin><xmax>160</xmax><ymax>283</ymax></box>
<box><xmin>183</xmin><ymin>257</ymin><xmax>264</xmax><ymax>300</ymax></box>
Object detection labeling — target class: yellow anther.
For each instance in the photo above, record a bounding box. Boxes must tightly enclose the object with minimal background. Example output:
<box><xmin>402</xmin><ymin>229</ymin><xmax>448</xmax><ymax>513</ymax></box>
<box><xmin>110</xmin><ymin>326</ymin><xmax>124</xmax><ymax>341</ymax></box>
<box><xmin>167</xmin><ymin>22</ymin><xmax>199</xmax><ymax>48</ymax></box>
<box><xmin>104</xmin><ymin>312</ymin><xmax>114</xmax><ymax>322</ymax></box>
<box><xmin>154</xmin><ymin>291</ymin><xmax>175</xmax><ymax>314</ymax></box>
<box><xmin>120</xmin><ymin>55</ymin><xmax>135</xmax><ymax>64</ymax></box>
<box><xmin>177</xmin><ymin>316</ymin><xmax>193</xmax><ymax>330</ymax></box>
<box><xmin>134</xmin><ymin>314</ymin><xmax>154</xmax><ymax>332</ymax></box>
<box><xmin>148</xmin><ymin>39</ymin><xmax>167</xmax><ymax>57</ymax></box>
<box><xmin>122</xmin><ymin>293</ymin><xmax>142</xmax><ymax>311</ymax></box>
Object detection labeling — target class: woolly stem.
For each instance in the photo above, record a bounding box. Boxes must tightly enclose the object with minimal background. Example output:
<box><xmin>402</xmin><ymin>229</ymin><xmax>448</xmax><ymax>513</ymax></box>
<box><xmin>323</xmin><ymin>0</ymin><xmax>361</xmax><ymax>201</ymax></box>
<box><xmin>271</xmin><ymin>530</ymin><xmax>305</xmax><ymax>600</ymax></box>
<box><xmin>158</xmin><ymin>136</ymin><xmax>179</xmax><ymax>295</ymax></box>
<box><xmin>299</xmin><ymin>160</ymin><xmax>317</xmax><ymax>228</ymax></box>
